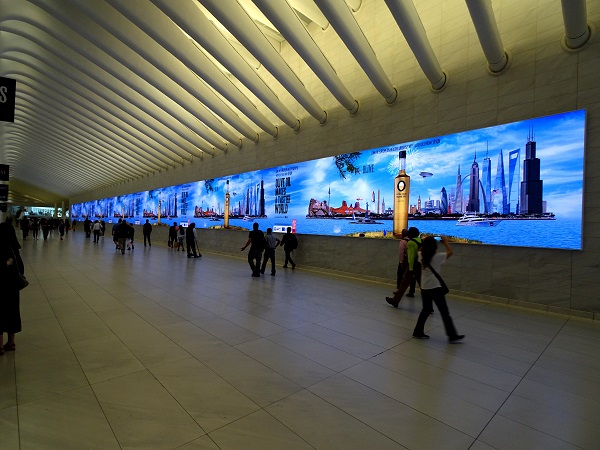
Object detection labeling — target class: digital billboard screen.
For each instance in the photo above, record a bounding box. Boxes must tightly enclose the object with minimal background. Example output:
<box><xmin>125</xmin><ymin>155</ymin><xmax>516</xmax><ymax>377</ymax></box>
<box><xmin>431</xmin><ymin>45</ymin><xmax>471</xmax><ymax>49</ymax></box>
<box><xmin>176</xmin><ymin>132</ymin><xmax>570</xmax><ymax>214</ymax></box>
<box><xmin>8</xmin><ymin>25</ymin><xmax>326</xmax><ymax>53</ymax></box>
<box><xmin>72</xmin><ymin>109</ymin><xmax>585</xmax><ymax>250</ymax></box>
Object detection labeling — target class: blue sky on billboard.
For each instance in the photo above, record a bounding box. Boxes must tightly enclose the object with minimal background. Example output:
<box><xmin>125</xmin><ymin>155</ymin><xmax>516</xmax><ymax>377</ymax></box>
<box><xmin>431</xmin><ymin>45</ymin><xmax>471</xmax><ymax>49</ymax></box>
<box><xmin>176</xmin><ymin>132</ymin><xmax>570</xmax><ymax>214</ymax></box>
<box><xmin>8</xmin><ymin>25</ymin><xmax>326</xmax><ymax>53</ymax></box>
<box><xmin>72</xmin><ymin>109</ymin><xmax>585</xmax><ymax>249</ymax></box>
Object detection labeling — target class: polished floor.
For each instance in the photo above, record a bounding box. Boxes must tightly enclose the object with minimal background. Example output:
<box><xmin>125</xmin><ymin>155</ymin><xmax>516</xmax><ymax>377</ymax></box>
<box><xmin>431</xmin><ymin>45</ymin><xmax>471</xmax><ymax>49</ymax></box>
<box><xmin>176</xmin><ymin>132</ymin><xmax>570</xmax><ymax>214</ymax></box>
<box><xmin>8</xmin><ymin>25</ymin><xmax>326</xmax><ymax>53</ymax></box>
<box><xmin>1</xmin><ymin>231</ymin><xmax>599</xmax><ymax>449</ymax></box>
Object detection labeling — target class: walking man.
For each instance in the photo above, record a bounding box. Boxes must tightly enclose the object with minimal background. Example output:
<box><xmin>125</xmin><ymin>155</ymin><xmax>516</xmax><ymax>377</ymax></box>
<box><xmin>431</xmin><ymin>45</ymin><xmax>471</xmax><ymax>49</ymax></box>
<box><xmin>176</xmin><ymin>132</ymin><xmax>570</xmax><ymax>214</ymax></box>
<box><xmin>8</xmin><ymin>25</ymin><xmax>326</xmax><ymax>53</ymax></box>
<box><xmin>280</xmin><ymin>227</ymin><xmax>298</xmax><ymax>269</ymax></box>
<box><xmin>186</xmin><ymin>223</ymin><xmax>201</xmax><ymax>258</ymax></box>
<box><xmin>260</xmin><ymin>228</ymin><xmax>280</xmax><ymax>276</ymax></box>
<box><xmin>143</xmin><ymin>219</ymin><xmax>152</xmax><ymax>247</ymax></box>
<box><xmin>241</xmin><ymin>222</ymin><xmax>264</xmax><ymax>277</ymax></box>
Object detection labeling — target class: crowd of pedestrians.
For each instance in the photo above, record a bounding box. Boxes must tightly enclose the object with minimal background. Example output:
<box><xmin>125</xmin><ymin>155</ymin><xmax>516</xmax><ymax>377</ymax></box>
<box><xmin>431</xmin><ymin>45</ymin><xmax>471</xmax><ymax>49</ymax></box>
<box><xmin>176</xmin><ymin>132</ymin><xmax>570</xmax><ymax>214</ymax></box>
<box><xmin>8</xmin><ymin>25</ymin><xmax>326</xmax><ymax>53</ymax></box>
<box><xmin>3</xmin><ymin>210</ymin><xmax>469</xmax><ymax>353</ymax></box>
<box><xmin>17</xmin><ymin>216</ymin><xmax>71</xmax><ymax>241</ymax></box>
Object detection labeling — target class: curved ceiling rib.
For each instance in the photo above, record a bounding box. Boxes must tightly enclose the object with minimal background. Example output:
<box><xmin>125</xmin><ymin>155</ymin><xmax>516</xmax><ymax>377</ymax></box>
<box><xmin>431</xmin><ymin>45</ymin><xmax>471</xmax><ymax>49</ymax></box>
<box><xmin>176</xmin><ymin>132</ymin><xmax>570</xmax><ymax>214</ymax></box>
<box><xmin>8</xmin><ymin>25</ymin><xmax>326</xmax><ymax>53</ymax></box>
<box><xmin>151</xmin><ymin>0</ymin><xmax>300</xmax><ymax>133</ymax></box>
<box><xmin>5</xmin><ymin>128</ymin><xmax>146</xmax><ymax>192</ymax></box>
<box><xmin>15</xmin><ymin>85</ymin><xmax>170</xmax><ymax>171</ymax></box>
<box><xmin>4</xmin><ymin>133</ymin><xmax>133</xmax><ymax>190</ymax></box>
<box><xmin>24</xmin><ymin>0</ymin><xmax>231</xmax><ymax>152</ymax></box>
<box><xmin>57</xmin><ymin>0</ymin><xmax>254</xmax><ymax>145</ymax></box>
<box><xmin>103</xmin><ymin>0</ymin><xmax>271</xmax><ymax>140</ymax></box>
<box><xmin>2</xmin><ymin>60</ymin><xmax>192</xmax><ymax>170</ymax></box>
<box><xmin>315</xmin><ymin>0</ymin><xmax>397</xmax><ymax>104</ymax></box>
<box><xmin>287</xmin><ymin>0</ymin><xmax>329</xmax><ymax>29</ymax></box>
<box><xmin>465</xmin><ymin>0</ymin><xmax>508</xmax><ymax>73</ymax></box>
<box><xmin>3</xmin><ymin>133</ymin><xmax>127</xmax><ymax>194</ymax></box>
<box><xmin>12</xmin><ymin>101</ymin><xmax>160</xmax><ymax>177</ymax></box>
<box><xmin>560</xmin><ymin>0</ymin><xmax>591</xmax><ymax>49</ymax></box>
<box><xmin>0</xmin><ymin>176</ymin><xmax>63</xmax><ymax>204</ymax></box>
<box><xmin>253</xmin><ymin>0</ymin><xmax>359</xmax><ymax>115</ymax></box>
<box><xmin>4</xmin><ymin>59</ymin><xmax>191</xmax><ymax>167</ymax></box>
<box><xmin>384</xmin><ymin>0</ymin><xmax>446</xmax><ymax>90</ymax></box>
<box><xmin>0</xmin><ymin>0</ymin><xmax>573</xmax><ymax>207</ymax></box>
<box><xmin>0</xmin><ymin>19</ymin><xmax>215</xmax><ymax>158</ymax></box>
<box><xmin>10</xmin><ymin>94</ymin><xmax>165</xmax><ymax>172</ymax></box>
<box><xmin>202</xmin><ymin>0</ymin><xmax>328</xmax><ymax>125</ymax></box>
<box><xmin>0</xmin><ymin>39</ymin><xmax>212</xmax><ymax>159</ymax></box>
<box><xmin>8</xmin><ymin>66</ymin><xmax>182</xmax><ymax>166</ymax></box>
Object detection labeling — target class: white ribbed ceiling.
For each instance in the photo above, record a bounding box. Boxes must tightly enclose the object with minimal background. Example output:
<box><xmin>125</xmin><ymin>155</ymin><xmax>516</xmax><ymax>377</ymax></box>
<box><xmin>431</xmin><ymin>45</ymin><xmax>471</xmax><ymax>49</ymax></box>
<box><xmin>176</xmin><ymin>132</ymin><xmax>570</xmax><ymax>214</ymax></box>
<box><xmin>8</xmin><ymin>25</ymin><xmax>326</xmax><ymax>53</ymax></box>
<box><xmin>0</xmin><ymin>0</ymin><xmax>590</xmax><ymax>206</ymax></box>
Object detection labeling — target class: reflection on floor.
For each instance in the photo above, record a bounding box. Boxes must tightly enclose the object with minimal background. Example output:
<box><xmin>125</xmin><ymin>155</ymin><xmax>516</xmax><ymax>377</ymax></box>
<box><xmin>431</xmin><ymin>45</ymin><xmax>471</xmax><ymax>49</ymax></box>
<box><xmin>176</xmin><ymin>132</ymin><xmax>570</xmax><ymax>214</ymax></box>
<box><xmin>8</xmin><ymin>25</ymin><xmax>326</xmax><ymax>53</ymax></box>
<box><xmin>1</xmin><ymin>232</ymin><xmax>599</xmax><ymax>449</ymax></box>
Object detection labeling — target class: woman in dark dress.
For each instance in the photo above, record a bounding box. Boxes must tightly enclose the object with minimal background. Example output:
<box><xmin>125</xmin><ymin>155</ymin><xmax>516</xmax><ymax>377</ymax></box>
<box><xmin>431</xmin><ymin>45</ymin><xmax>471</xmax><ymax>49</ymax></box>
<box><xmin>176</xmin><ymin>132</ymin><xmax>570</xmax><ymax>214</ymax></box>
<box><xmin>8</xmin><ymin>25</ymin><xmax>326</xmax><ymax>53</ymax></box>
<box><xmin>0</xmin><ymin>218</ymin><xmax>23</xmax><ymax>355</ymax></box>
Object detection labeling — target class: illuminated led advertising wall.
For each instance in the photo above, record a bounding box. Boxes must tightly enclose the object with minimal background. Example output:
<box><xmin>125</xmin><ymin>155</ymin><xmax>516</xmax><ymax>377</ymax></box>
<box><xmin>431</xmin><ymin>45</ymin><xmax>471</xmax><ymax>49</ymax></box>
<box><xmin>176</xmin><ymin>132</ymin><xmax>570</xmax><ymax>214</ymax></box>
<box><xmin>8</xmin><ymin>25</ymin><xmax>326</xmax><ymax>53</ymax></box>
<box><xmin>72</xmin><ymin>109</ymin><xmax>585</xmax><ymax>250</ymax></box>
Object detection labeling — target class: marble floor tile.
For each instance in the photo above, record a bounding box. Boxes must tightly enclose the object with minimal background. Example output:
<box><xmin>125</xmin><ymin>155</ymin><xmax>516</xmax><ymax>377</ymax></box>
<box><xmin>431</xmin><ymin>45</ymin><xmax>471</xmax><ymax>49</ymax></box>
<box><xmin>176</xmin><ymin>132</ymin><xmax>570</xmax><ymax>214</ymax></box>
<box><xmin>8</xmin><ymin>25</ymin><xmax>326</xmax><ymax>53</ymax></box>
<box><xmin>265</xmin><ymin>389</ymin><xmax>404</xmax><ymax>449</ymax></box>
<box><xmin>56</xmin><ymin>311</ymin><xmax>116</xmax><ymax>343</ymax></box>
<box><xmin>149</xmin><ymin>357</ymin><xmax>260</xmax><ymax>433</ymax></box>
<box><xmin>390</xmin><ymin>340</ymin><xmax>523</xmax><ymax>392</ymax></box>
<box><xmin>309</xmin><ymin>373</ymin><xmax>475</xmax><ymax>450</ymax></box>
<box><xmin>235</xmin><ymin>337</ymin><xmax>336</xmax><ymax>387</ymax></box>
<box><xmin>342</xmin><ymin>360</ymin><xmax>494</xmax><ymax>436</ymax></box>
<box><xmin>512</xmin><ymin>378</ymin><xmax>600</xmax><ymax>424</ymax></box>
<box><xmin>0</xmin><ymin>406</ymin><xmax>19</xmax><ymax>450</ymax></box>
<box><xmin>199</xmin><ymin>347</ymin><xmax>303</xmax><ymax>406</ymax></box>
<box><xmin>190</xmin><ymin>315</ymin><xmax>262</xmax><ymax>345</ymax></box>
<box><xmin>8</xmin><ymin>236</ymin><xmax>600</xmax><ymax>449</ymax></box>
<box><xmin>266</xmin><ymin>329</ymin><xmax>364</xmax><ymax>371</ymax></box>
<box><xmin>14</xmin><ymin>345</ymin><xmax>89</xmax><ymax>405</ymax></box>
<box><xmin>498</xmin><ymin>395</ymin><xmax>600</xmax><ymax>449</ymax></box>
<box><xmin>369</xmin><ymin>351</ymin><xmax>510</xmax><ymax>411</ymax></box>
<box><xmin>524</xmin><ymin>365</ymin><xmax>600</xmax><ymax>403</ymax></box>
<box><xmin>157</xmin><ymin>320</ymin><xmax>231</xmax><ymax>357</ymax></box>
<box><xmin>18</xmin><ymin>387</ymin><xmax>120</xmax><ymax>450</ymax></box>
<box><xmin>293</xmin><ymin>322</ymin><xmax>387</xmax><ymax>358</ymax></box>
<box><xmin>69</xmin><ymin>334</ymin><xmax>145</xmax><ymax>384</ymax></box>
<box><xmin>0</xmin><ymin>355</ymin><xmax>17</xmax><ymax>410</ymax></box>
<box><xmin>221</xmin><ymin>309</ymin><xmax>287</xmax><ymax>337</ymax></box>
<box><xmin>209</xmin><ymin>409</ymin><xmax>314</xmax><ymax>450</ymax></box>
<box><xmin>478</xmin><ymin>414</ymin><xmax>581</xmax><ymax>449</ymax></box>
<box><xmin>92</xmin><ymin>370</ymin><xmax>204</xmax><ymax>449</ymax></box>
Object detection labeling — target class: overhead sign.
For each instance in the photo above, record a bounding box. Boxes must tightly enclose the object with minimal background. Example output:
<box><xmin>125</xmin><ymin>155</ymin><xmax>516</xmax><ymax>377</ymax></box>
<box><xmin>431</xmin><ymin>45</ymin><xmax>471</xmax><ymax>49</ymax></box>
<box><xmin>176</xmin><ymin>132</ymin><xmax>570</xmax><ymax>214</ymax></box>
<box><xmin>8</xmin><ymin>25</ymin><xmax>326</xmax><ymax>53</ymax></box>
<box><xmin>0</xmin><ymin>164</ymin><xmax>8</xmax><ymax>181</ymax></box>
<box><xmin>0</xmin><ymin>76</ymin><xmax>16</xmax><ymax>122</ymax></box>
<box><xmin>0</xmin><ymin>184</ymin><xmax>8</xmax><ymax>201</ymax></box>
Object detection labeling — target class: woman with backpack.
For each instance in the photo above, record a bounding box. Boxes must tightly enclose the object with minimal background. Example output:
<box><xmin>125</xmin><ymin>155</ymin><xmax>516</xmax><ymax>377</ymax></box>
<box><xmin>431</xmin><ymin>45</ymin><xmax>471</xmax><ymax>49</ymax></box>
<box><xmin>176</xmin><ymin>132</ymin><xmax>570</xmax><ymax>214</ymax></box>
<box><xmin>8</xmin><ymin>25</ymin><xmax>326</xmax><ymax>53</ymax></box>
<box><xmin>412</xmin><ymin>236</ymin><xmax>464</xmax><ymax>342</ymax></box>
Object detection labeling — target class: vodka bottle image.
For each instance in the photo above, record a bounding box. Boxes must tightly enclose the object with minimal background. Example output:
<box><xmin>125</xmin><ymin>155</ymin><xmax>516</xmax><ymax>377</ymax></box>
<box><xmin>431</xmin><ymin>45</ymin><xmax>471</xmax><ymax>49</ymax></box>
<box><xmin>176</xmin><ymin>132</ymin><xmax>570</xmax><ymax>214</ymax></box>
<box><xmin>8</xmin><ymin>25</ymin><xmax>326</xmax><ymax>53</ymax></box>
<box><xmin>224</xmin><ymin>192</ymin><xmax>230</xmax><ymax>228</ymax></box>
<box><xmin>393</xmin><ymin>151</ymin><xmax>410</xmax><ymax>237</ymax></box>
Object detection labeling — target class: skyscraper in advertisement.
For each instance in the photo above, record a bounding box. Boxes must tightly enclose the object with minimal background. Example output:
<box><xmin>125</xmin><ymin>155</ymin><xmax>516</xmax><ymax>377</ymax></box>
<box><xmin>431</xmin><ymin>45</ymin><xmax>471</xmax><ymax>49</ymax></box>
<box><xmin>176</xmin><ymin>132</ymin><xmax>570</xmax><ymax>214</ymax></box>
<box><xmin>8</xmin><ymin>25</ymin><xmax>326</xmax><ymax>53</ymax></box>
<box><xmin>493</xmin><ymin>149</ymin><xmax>508</xmax><ymax>214</ymax></box>
<box><xmin>440</xmin><ymin>187</ymin><xmax>448</xmax><ymax>214</ymax></box>
<box><xmin>520</xmin><ymin>129</ymin><xmax>543</xmax><ymax>214</ymax></box>
<box><xmin>508</xmin><ymin>149</ymin><xmax>521</xmax><ymax>213</ymax></box>
<box><xmin>466</xmin><ymin>153</ymin><xmax>480</xmax><ymax>212</ymax></box>
<box><xmin>455</xmin><ymin>165</ymin><xmax>463</xmax><ymax>213</ymax></box>
<box><xmin>482</xmin><ymin>148</ymin><xmax>492</xmax><ymax>214</ymax></box>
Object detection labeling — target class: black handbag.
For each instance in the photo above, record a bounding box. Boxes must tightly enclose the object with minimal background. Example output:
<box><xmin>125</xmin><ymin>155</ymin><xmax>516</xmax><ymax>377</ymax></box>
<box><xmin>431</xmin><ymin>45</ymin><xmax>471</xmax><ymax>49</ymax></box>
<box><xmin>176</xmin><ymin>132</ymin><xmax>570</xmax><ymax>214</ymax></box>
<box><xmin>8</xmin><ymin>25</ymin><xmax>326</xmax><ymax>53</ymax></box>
<box><xmin>11</xmin><ymin>248</ymin><xmax>28</xmax><ymax>290</ymax></box>
<box><xmin>428</xmin><ymin>264</ymin><xmax>449</xmax><ymax>295</ymax></box>
<box><xmin>16</xmin><ymin>272</ymin><xmax>29</xmax><ymax>290</ymax></box>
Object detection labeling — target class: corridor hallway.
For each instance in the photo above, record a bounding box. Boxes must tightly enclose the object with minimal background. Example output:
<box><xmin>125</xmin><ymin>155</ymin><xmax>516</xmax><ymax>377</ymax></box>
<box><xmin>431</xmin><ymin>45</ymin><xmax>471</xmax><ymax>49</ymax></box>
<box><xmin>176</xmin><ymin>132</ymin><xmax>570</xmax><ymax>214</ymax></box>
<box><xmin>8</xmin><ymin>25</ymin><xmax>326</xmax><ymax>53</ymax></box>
<box><xmin>1</xmin><ymin>232</ymin><xmax>599</xmax><ymax>449</ymax></box>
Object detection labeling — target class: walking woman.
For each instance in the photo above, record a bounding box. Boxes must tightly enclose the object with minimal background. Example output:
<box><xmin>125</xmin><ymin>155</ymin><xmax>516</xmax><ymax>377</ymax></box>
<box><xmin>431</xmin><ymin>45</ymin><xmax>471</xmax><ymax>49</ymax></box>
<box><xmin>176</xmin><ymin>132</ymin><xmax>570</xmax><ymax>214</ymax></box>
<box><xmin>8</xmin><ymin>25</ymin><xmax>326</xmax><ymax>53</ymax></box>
<box><xmin>412</xmin><ymin>236</ymin><xmax>464</xmax><ymax>342</ymax></box>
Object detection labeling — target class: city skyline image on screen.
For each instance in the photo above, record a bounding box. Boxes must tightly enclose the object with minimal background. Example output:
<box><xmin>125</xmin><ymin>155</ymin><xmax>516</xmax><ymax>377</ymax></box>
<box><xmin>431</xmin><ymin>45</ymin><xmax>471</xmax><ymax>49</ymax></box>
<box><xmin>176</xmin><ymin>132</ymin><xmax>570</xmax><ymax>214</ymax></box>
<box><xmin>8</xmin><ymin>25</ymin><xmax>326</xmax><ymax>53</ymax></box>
<box><xmin>72</xmin><ymin>109</ymin><xmax>585</xmax><ymax>250</ymax></box>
